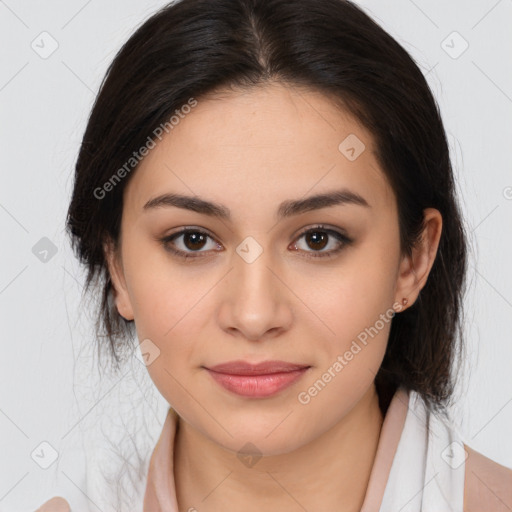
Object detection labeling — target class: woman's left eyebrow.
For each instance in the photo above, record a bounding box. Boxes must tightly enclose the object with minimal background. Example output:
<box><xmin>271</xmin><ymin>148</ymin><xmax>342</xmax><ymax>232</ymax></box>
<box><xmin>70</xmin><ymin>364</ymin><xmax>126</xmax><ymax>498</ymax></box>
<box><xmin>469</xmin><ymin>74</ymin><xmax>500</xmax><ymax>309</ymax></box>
<box><xmin>142</xmin><ymin>188</ymin><xmax>371</xmax><ymax>221</ymax></box>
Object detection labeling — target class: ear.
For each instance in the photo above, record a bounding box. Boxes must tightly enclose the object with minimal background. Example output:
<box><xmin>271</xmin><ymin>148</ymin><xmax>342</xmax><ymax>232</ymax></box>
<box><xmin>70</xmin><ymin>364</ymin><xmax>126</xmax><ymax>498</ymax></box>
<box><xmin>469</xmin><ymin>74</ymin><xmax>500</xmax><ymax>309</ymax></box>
<box><xmin>394</xmin><ymin>208</ymin><xmax>443</xmax><ymax>310</ymax></box>
<box><xmin>103</xmin><ymin>237</ymin><xmax>135</xmax><ymax>321</ymax></box>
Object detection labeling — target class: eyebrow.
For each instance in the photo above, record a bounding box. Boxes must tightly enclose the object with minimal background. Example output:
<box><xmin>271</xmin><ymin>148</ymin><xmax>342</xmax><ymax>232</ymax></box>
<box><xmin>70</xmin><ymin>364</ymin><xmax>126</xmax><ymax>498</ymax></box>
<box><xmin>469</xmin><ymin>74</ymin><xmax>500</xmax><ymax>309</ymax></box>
<box><xmin>142</xmin><ymin>188</ymin><xmax>371</xmax><ymax>221</ymax></box>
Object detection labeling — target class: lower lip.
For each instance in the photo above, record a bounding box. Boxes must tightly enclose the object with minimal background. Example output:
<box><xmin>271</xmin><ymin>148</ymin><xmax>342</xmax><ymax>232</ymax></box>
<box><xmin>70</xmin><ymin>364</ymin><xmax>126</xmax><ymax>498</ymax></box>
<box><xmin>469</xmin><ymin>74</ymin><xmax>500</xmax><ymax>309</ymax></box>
<box><xmin>206</xmin><ymin>368</ymin><xmax>310</xmax><ymax>398</ymax></box>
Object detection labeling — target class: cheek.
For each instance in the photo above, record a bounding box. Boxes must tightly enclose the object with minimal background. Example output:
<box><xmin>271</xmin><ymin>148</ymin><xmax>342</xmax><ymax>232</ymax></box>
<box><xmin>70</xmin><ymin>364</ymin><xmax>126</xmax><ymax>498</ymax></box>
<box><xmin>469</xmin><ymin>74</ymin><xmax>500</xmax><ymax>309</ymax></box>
<box><xmin>127</xmin><ymin>271</ymin><xmax>205</xmax><ymax>406</ymax></box>
<box><xmin>301</xmin><ymin>236</ymin><xmax>399</xmax><ymax>363</ymax></box>
<box><xmin>122</xmin><ymin>233</ymin><xmax>205</xmax><ymax>334</ymax></box>
<box><xmin>121</xmin><ymin>248</ymin><xmax>215</xmax><ymax>396</ymax></box>
<box><xmin>129</xmin><ymin>274</ymin><xmax>210</xmax><ymax>361</ymax></box>
<box><xmin>295</xmin><ymin>272</ymin><xmax>394</xmax><ymax>416</ymax></box>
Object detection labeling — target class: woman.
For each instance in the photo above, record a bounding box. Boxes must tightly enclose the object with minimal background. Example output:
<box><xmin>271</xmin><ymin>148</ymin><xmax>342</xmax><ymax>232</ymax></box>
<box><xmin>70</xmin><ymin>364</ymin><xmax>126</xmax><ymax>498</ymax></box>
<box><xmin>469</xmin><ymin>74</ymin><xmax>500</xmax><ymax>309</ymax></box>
<box><xmin>36</xmin><ymin>0</ymin><xmax>512</xmax><ymax>510</ymax></box>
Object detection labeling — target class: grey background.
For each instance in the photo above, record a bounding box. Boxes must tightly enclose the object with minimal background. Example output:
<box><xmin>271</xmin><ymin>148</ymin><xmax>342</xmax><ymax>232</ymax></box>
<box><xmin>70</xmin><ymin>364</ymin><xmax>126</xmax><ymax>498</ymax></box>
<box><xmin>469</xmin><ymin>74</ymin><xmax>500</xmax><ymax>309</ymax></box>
<box><xmin>1</xmin><ymin>0</ymin><xmax>511</xmax><ymax>510</ymax></box>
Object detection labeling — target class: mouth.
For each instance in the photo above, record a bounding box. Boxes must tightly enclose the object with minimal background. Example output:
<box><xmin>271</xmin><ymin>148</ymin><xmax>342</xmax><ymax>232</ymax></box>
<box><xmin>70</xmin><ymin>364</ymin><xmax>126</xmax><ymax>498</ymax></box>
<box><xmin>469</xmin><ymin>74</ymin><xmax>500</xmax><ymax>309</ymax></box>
<box><xmin>203</xmin><ymin>360</ymin><xmax>311</xmax><ymax>398</ymax></box>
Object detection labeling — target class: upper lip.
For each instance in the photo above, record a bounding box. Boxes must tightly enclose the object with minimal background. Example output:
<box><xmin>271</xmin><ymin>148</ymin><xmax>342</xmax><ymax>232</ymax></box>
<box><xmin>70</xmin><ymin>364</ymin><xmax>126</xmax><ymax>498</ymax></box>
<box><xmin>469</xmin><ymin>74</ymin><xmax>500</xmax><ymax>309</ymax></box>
<box><xmin>206</xmin><ymin>360</ymin><xmax>310</xmax><ymax>375</ymax></box>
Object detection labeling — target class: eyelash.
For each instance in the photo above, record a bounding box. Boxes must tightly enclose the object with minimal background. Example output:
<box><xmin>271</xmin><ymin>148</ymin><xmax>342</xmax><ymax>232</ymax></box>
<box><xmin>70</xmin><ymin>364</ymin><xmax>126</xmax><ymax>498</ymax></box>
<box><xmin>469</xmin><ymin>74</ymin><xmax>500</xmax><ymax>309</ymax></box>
<box><xmin>158</xmin><ymin>225</ymin><xmax>353</xmax><ymax>261</ymax></box>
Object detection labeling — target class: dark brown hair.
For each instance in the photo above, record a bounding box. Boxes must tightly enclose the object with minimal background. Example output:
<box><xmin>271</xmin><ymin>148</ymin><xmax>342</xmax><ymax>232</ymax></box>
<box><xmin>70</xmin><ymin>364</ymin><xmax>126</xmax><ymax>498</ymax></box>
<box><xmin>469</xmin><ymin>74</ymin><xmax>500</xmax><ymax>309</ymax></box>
<box><xmin>66</xmin><ymin>0</ymin><xmax>468</xmax><ymax>416</ymax></box>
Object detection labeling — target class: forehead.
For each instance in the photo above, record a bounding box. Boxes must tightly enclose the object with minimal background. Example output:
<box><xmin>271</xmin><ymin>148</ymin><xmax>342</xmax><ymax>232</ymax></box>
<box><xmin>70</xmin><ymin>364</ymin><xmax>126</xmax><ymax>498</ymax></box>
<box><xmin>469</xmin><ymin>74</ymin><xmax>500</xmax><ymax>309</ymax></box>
<box><xmin>123</xmin><ymin>82</ymin><xmax>395</xmax><ymax>219</ymax></box>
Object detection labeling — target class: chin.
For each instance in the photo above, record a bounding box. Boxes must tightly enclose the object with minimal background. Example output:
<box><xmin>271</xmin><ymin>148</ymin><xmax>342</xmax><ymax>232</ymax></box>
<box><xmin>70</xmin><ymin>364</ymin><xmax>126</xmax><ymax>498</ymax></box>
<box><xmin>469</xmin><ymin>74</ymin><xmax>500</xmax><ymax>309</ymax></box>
<box><xmin>222</xmin><ymin>432</ymin><xmax>308</xmax><ymax>460</ymax></box>
<box><xmin>208</xmin><ymin>414</ymin><xmax>313</xmax><ymax>458</ymax></box>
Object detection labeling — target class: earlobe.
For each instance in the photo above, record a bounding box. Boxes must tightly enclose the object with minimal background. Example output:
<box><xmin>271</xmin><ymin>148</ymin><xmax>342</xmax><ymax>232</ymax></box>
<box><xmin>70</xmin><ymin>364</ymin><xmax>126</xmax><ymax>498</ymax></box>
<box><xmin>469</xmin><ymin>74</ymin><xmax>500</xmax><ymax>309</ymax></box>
<box><xmin>394</xmin><ymin>208</ymin><xmax>443</xmax><ymax>309</ymax></box>
<box><xmin>103</xmin><ymin>238</ymin><xmax>135</xmax><ymax>321</ymax></box>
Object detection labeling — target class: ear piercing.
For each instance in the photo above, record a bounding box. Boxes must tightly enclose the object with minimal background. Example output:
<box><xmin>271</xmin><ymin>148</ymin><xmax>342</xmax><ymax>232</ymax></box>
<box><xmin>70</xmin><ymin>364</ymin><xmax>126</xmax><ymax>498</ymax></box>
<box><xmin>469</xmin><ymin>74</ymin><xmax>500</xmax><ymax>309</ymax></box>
<box><xmin>393</xmin><ymin>297</ymin><xmax>408</xmax><ymax>312</ymax></box>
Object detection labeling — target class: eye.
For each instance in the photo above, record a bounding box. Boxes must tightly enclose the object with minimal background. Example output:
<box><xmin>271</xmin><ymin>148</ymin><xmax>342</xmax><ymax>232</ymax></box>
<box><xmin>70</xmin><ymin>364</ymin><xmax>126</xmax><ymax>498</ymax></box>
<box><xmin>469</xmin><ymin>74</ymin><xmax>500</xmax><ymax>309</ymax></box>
<box><xmin>159</xmin><ymin>228</ymin><xmax>221</xmax><ymax>259</ymax></box>
<box><xmin>290</xmin><ymin>225</ymin><xmax>353</xmax><ymax>259</ymax></box>
<box><xmin>159</xmin><ymin>224</ymin><xmax>353</xmax><ymax>261</ymax></box>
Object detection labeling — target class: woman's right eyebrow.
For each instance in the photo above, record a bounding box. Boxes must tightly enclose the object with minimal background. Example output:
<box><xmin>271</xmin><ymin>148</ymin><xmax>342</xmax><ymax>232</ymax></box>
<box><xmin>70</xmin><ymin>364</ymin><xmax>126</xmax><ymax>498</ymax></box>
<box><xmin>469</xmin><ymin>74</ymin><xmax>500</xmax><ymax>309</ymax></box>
<box><xmin>142</xmin><ymin>188</ymin><xmax>371</xmax><ymax>221</ymax></box>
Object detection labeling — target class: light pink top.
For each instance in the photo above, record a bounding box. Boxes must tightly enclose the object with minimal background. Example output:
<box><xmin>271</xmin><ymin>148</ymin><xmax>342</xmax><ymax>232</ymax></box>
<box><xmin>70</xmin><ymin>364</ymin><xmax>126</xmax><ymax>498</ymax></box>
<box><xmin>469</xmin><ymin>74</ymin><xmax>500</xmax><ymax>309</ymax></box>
<box><xmin>35</xmin><ymin>386</ymin><xmax>512</xmax><ymax>511</ymax></box>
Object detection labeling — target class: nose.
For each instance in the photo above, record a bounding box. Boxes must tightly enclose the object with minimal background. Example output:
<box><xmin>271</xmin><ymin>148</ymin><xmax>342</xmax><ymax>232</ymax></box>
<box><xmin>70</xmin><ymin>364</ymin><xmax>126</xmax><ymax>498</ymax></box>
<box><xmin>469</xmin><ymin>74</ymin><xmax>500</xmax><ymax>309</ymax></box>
<box><xmin>216</xmin><ymin>243</ymin><xmax>294</xmax><ymax>342</ymax></box>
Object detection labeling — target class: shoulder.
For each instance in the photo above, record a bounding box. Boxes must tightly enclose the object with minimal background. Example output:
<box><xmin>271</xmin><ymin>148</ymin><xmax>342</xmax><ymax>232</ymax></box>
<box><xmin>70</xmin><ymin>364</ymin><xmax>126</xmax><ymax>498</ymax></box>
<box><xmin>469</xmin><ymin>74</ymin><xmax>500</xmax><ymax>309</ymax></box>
<box><xmin>463</xmin><ymin>443</ymin><xmax>512</xmax><ymax>512</ymax></box>
<box><xmin>34</xmin><ymin>496</ymin><xmax>70</xmax><ymax>512</ymax></box>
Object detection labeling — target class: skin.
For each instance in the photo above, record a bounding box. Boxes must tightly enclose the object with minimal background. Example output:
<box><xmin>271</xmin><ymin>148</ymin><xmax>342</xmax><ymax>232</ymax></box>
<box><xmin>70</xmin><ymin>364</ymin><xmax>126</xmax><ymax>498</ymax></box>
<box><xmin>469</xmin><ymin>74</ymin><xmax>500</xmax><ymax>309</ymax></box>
<box><xmin>105</xmin><ymin>81</ymin><xmax>442</xmax><ymax>512</ymax></box>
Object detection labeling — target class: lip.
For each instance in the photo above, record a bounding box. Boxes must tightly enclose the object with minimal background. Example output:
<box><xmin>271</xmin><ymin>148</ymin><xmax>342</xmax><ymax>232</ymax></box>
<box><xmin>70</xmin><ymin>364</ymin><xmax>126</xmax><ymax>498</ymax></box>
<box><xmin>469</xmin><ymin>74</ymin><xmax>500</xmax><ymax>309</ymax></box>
<box><xmin>207</xmin><ymin>360</ymin><xmax>310</xmax><ymax>375</ymax></box>
<box><xmin>204</xmin><ymin>360</ymin><xmax>311</xmax><ymax>398</ymax></box>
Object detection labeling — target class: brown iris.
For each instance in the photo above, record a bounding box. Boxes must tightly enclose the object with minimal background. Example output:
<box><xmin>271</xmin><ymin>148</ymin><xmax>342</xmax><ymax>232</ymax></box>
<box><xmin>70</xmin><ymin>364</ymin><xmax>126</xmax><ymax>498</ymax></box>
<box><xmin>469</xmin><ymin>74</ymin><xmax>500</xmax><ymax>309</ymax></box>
<box><xmin>305</xmin><ymin>230</ymin><xmax>328</xmax><ymax>251</ymax></box>
<box><xmin>183</xmin><ymin>232</ymin><xmax>208</xmax><ymax>251</ymax></box>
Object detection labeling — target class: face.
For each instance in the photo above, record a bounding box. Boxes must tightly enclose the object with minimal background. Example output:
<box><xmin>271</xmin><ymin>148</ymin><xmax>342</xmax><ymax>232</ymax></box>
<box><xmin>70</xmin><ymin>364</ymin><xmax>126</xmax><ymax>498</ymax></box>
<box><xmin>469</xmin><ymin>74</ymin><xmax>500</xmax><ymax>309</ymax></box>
<box><xmin>105</xmin><ymin>82</ymin><xmax>434</xmax><ymax>456</ymax></box>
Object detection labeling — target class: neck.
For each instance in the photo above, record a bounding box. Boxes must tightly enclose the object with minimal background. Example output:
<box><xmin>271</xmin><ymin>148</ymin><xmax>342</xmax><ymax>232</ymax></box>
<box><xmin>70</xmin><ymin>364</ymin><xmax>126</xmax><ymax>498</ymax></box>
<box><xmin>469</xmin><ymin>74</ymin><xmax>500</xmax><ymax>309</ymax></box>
<box><xmin>173</xmin><ymin>384</ymin><xmax>384</xmax><ymax>512</ymax></box>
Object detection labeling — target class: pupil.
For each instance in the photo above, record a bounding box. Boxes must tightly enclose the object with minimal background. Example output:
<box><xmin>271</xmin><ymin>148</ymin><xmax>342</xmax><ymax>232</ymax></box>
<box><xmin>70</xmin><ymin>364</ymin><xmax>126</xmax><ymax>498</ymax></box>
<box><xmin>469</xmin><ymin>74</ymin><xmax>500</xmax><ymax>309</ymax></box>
<box><xmin>307</xmin><ymin>231</ymin><xmax>327</xmax><ymax>250</ymax></box>
<box><xmin>185</xmin><ymin>232</ymin><xmax>206</xmax><ymax>250</ymax></box>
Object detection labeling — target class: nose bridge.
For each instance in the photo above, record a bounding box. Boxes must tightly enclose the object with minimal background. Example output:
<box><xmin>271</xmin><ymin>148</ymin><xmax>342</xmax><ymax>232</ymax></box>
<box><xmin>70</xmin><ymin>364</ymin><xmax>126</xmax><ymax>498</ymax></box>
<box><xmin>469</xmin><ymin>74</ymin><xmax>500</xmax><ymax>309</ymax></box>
<box><xmin>234</xmin><ymin>234</ymin><xmax>281</xmax><ymax>304</ymax></box>
<box><xmin>218</xmin><ymin>235</ymin><xmax>292</xmax><ymax>340</ymax></box>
